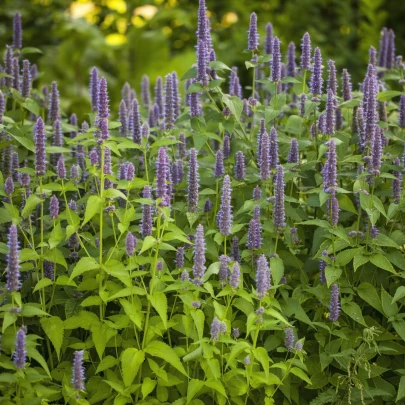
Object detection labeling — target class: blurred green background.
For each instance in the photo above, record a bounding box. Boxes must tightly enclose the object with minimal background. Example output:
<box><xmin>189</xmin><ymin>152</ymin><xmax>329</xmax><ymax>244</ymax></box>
<box><xmin>0</xmin><ymin>0</ymin><xmax>404</xmax><ymax>118</ymax></box>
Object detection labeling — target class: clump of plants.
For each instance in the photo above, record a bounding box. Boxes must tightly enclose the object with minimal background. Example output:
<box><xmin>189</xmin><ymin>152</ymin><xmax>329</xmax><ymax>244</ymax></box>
<box><xmin>1</xmin><ymin>2</ymin><xmax>405</xmax><ymax>404</ymax></box>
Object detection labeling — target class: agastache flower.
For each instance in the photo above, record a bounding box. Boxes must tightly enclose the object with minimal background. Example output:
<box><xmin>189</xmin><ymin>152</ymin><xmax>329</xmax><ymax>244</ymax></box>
<box><xmin>287</xmin><ymin>42</ymin><xmax>296</xmax><ymax>78</ymax></box>
<box><xmin>386</xmin><ymin>29</ymin><xmax>395</xmax><ymax>70</ymax></box>
<box><xmin>300</xmin><ymin>32</ymin><xmax>311</xmax><ymax>71</ymax></box>
<box><xmin>323</xmin><ymin>139</ymin><xmax>337</xmax><ymax>192</ymax></box>
<box><xmin>247</xmin><ymin>218</ymin><xmax>261</xmax><ymax>250</ymax></box>
<box><xmin>215</xmin><ymin>149</ymin><xmax>224</xmax><ymax>178</ymax></box>
<box><xmin>156</xmin><ymin>147</ymin><xmax>169</xmax><ymax>205</ymax></box>
<box><xmin>175</xmin><ymin>247</ymin><xmax>185</xmax><ymax>269</ymax></box>
<box><xmin>327</xmin><ymin>60</ymin><xmax>337</xmax><ymax>94</ymax></box>
<box><xmin>172</xmin><ymin>72</ymin><xmax>181</xmax><ymax>119</ymax></box>
<box><xmin>229</xmin><ymin>262</ymin><xmax>240</xmax><ymax>289</ymax></box>
<box><xmin>126</xmin><ymin>232</ymin><xmax>137</xmax><ymax>256</ymax></box>
<box><xmin>392</xmin><ymin>157</ymin><xmax>402</xmax><ymax>203</ymax></box>
<box><xmin>50</xmin><ymin>195</ymin><xmax>59</xmax><ymax>220</ymax></box>
<box><xmin>234</xmin><ymin>151</ymin><xmax>245</xmax><ymax>181</ymax></box>
<box><xmin>311</xmin><ymin>47</ymin><xmax>323</xmax><ymax>98</ymax></box>
<box><xmin>190</xmin><ymin>89</ymin><xmax>202</xmax><ymax>117</ymax></box>
<box><xmin>141</xmin><ymin>186</ymin><xmax>153</xmax><ymax>238</ymax></box>
<box><xmin>48</xmin><ymin>81</ymin><xmax>60</xmax><ymax>123</ymax></box>
<box><xmin>274</xmin><ymin>165</ymin><xmax>286</xmax><ymax>229</ymax></box>
<box><xmin>300</xmin><ymin>94</ymin><xmax>307</xmax><ymax>117</ymax></box>
<box><xmin>72</xmin><ymin>350</ymin><xmax>85</xmax><ymax>393</ymax></box>
<box><xmin>368</xmin><ymin>46</ymin><xmax>377</xmax><ymax>67</ymax></box>
<box><xmin>187</xmin><ymin>148</ymin><xmax>199</xmax><ymax>212</ymax></box>
<box><xmin>178</xmin><ymin>133</ymin><xmax>186</xmax><ymax>159</ymax></box>
<box><xmin>219</xmin><ymin>254</ymin><xmax>231</xmax><ymax>286</ymax></box>
<box><xmin>119</xmin><ymin>100</ymin><xmax>128</xmax><ymax>137</ymax></box>
<box><xmin>256</xmin><ymin>254</ymin><xmax>271</xmax><ymax>300</ymax></box>
<box><xmin>5</xmin><ymin>177</ymin><xmax>14</xmax><ymax>196</ymax></box>
<box><xmin>329</xmin><ymin>284</ymin><xmax>340</xmax><ymax>322</ymax></box>
<box><xmin>129</xmin><ymin>98</ymin><xmax>141</xmax><ymax>144</ymax></box>
<box><xmin>248</xmin><ymin>12</ymin><xmax>259</xmax><ymax>51</ymax></box>
<box><xmin>13</xmin><ymin>327</ymin><xmax>26</xmax><ymax>369</ymax></box>
<box><xmin>90</xmin><ymin>67</ymin><xmax>99</xmax><ymax>112</ymax></box>
<box><xmin>197</xmin><ymin>40</ymin><xmax>208</xmax><ymax>87</ymax></box>
<box><xmin>328</xmin><ymin>189</ymin><xmax>339</xmax><ymax>226</ymax></box>
<box><xmin>342</xmin><ymin>69</ymin><xmax>352</xmax><ymax>101</ymax></box>
<box><xmin>253</xmin><ymin>186</ymin><xmax>261</xmax><ymax>200</ymax></box>
<box><xmin>164</xmin><ymin>73</ymin><xmax>175</xmax><ymax>130</ymax></box>
<box><xmin>223</xmin><ymin>134</ymin><xmax>231</xmax><ymax>159</ymax></box>
<box><xmin>231</xmin><ymin>236</ymin><xmax>240</xmax><ymax>263</ymax></box>
<box><xmin>141</xmin><ymin>74</ymin><xmax>150</xmax><ymax>107</ymax></box>
<box><xmin>4</xmin><ymin>46</ymin><xmax>13</xmax><ymax>87</ymax></box>
<box><xmin>44</xmin><ymin>260</ymin><xmax>54</xmax><ymax>280</ymax></box>
<box><xmin>399</xmin><ymin>95</ymin><xmax>405</xmax><ymax>129</ymax></box>
<box><xmin>269</xmin><ymin>128</ymin><xmax>279</xmax><ymax>169</ymax></box>
<box><xmin>285</xmin><ymin>328</ymin><xmax>295</xmax><ymax>351</ymax></box>
<box><xmin>13</xmin><ymin>12</ymin><xmax>22</xmax><ymax>49</ymax></box>
<box><xmin>370</xmin><ymin>126</ymin><xmax>383</xmax><ymax>175</ymax></box>
<box><xmin>271</xmin><ymin>37</ymin><xmax>281</xmax><ymax>82</ymax></box>
<box><xmin>34</xmin><ymin>117</ymin><xmax>46</xmax><ymax>177</ymax></box>
<box><xmin>264</xmin><ymin>23</ymin><xmax>273</xmax><ymax>55</ymax></box>
<box><xmin>325</xmin><ymin>89</ymin><xmax>336</xmax><ymax>135</ymax></box>
<box><xmin>259</xmin><ymin>131</ymin><xmax>270</xmax><ymax>180</ymax></box>
<box><xmin>287</xmin><ymin>138</ymin><xmax>299</xmax><ymax>165</ymax></box>
<box><xmin>6</xmin><ymin>225</ymin><xmax>21</xmax><ymax>292</ymax></box>
<box><xmin>192</xmin><ymin>224</ymin><xmax>206</xmax><ymax>286</ymax></box>
<box><xmin>155</xmin><ymin>76</ymin><xmax>164</xmax><ymax>119</ymax></box>
<box><xmin>210</xmin><ymin>317</ymin><xmax>221</xmax><ymax>342</ymax></box>
<box><xmin>217</xmin><ymin>175</ymin><xmax>233</xmax><ymax>236</ymax></box>
<box><xmin>319</xmin><ymin>250</ymin><xmax>328</xmax><ymax>284</ymax></box>
<box><xmin>21</xmin><ymin>60</ymin><xmax>31</xmax><ymax>98</ymax></box>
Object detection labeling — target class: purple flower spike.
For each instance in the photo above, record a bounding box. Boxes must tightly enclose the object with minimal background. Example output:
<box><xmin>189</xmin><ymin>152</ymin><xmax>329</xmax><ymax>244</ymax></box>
<box><xmin>5</xmin><ymin>177</ymin><xmax>14</xmax><ymax>196</ymax></box>
<box><xmin>215</xmin><ymin>149</ymin><xmax>224</xmax><ymax>178</ymax></box>
<box><xmin>126</xmin><ymin>232</ymin><xmax>137</xmax><ymax>256</ymax></box>
<box><xmin>57</xmin><ymin>156</ymin><xmax>66</xmax><ymax>179</ymax></box>
<box><xmin>192</xmin><ymin>224</ymin><xmax>206</xmax><ymax>286</ymax></box>
<box><xmin>247</xmin><ymin>218</ymin><xmax>261</xmax><ymax>250</ymax></box>
<box><xmin>248</xmin><ymin>12</ymin><xmax>259</xmax><ymax>51</ymax></box>
<box><xmin>156</xmin><ymin>147</ymin><xmax>169</xmax><ymax>204</ymax></box>
<box><xmin>141</xmin><ymin>74</ymin><xmax>151</xmax><ymax>108</ymax></box>
<box><xmin>178</xmin><ymin>133</ymin><xmax>186</xmax><ymax>159</ymax></box>
<box><xmin>164</xmin><ymin>73</ymin><xmax>175</xmax><ymax>130</ymax></box>
<box><xmin>72</xmin><ymin>350</ymin><xmax>85</xmax><ymax>393</ymax></box>
<box><xmin>229</xmin><ymin>262</ymin><xmax>240</xmax><ymax>289</ymax></box>
<box><xmin>287</xmin><ymin>138</ymin><xmax>299</xmax><ymax>165</ymax></box>
<box><xmin>141</xmin><ymin>186</ymin><xmax>153</xmax><ymax>238</ymax></box>
<box><xmin>370</xmin><ymin>127</ymin><xmax>383</xmax><ymax>175</ymax></box>
<box><xmin>13</xmin><ymin>327</ymin><xmax>26</xmax><ymax>369</ymax></box>
<box><xmin>223</xmin><ymin>135</ymin><xmax>231</xmax><ymax>159</ymax></box>
<box><xmin>89</xmin><ymin>148</ymin><xmax>99</xmax><ymax>166</ymax></box>
<box><xmin>368</xmin><ymin>46</ymin><xmax>377</xmax><ymax>67</ymax></box>
<box><xmin>172</xmin><ymin>72</ymin><xmax>180</xmax><ymax>119</ymax></box>
<box><xmin>285</xmin><ymin>328</ymin><xmax>295</xmax><ymax>351</ymax></box>
<box><xmin>363</xmin><ymin>64</ymin><xmax>377</xmax><ymax>146</ymax></box>
<box><xmin>190</xmin><ymin>90</ymin><xmax>202</xmax><ymax>117</ymax></box>
<box><xmin>6</xmin><ymin>225</ymin><xmax>21</xmax><ymax>292</ymax></box>
<box><xmin>300</xmin><ymin>94</ymin><xmax>307</xmax><ymax>117</ymax></box>
<box><xmin>90</xmin><ymin>67</ymin><xmax>99</xmax><ymax>112</ymax></box>
<box><xmin>197</xmin><ymin>0</ymin><xmax>208</xmax><ymax>46</ymax></box>
<box><xmin>287</xmin><ymin>42</ymin><xmax>296</xmax><ymax>78</ymax></box>
<box><xmin>155</xmin><ymin>77</ymin><xmax>164</xmax><ymax>119</ymax></box>
<box><xmin>119</xmin><ymin>100</ymin><xmax>128</xmax><ymax>137</ymax></box>
<box><xmin>210</xmin><ymin>317</ymin><xmax>221</xmax><ymax>342</ymax></box>
<box><xmin>234</xmin><ymin>151</ymin><xmax>245</xmax><ymax>181</ymax></box>
<box><xmin>21</xmin><ymin>60</ymin><xmax>31</xmax><ymax>98</ymax></box>
<box><xmin>259</xmin><ymin>131</ymin><xmax>270</xmax><ymax>180</ymax></box>
<box><xmin>393</xmin><ymin>157</ymin><xmax>402</xmax><ymax>203</ymax></box>
<box><xmin>197</xmin><ymin>40</ymin><xmax>208</xmax><ymax>87</ymax></box>
<box><xmin>12</xmin><ymin>57</ymin><xmax>20</xmax><ymax>91</ymax></box>
<box><xmin>327</xmin><ymin>60</ymin><xmax>337</xmax><ymax>95</ymax></box>
<box><xmin>13</xmin><ymin>12</ymin><xmax>22</xmax><ymax>49</ymax></box>
<box><xmin>188</xmin><ymin>148</ymin><xmax>199</xmax><ymax>212</ymax></box>
<box><xmin>319</xmin><ymin>250</ymin><xmax>328</xmax><ymax>284</ymax></box>
<box><xmin>274</xmin><ymin>165</ymin><xmax>286</xmax><ymax>229</ymax></box>
<box><xmin>329</xmin><ymin>284</ymin><xmax>340</xmax><ymax>322</ymax></box>
<box><xmin>34</xmin><ymin>117</ymin><xmax>46</xmax><ymax>177</ymax></box>
<box><xmin>48</xmin><ymin>81</ymin><xmax>60</xmax><ymax>123</ymax></box>
<box><xmin>229</xmin><ymin>67</ymin><xmax>242</xmax><ymax>98</ymax></box>
<box><xmin>44</xmin><ymin>260</ymin><xmax>54</xmax><ymax>280</ymax></box>
<box><xmin>176</xmin><ymin>247</ymin><xmax>185</xmax><ymax>269</ymax></box>
<box><xmin>269</xmin><ymin>128</ymin><xmax>279</xmax><ymax>169</ymax></box>
<box><xmin>219</xmin><ymin>254</ymin><xmax>231</xmax><ymax>286</ymax></box>
<box><xmin>399</xmin><ymin>95</ymin><xmax>405</xmax><ymax>129</ymax></box>
<box><xmin>325</xmin><ymin>89</ymin><xmax>336</xmax><ymax>135</ymax></box>
<box><xmin>98</xmin><ymin>77</ymin><xmax>109</xmax><ymax>119</ymax></box>
<box><xmin>129</xmin><ymin>98</ymin><xmax>141</xmax><ymax>144</ymax></box>
<box><xmin>271</xmin><ymin>37</ymin><xmax>281</xmax><ymax>82</ymax></box>
<box><xmin>323</xmin><ymin>139</ymin><xmax>337</xmax><ymax>192</ymax></box>
<box><xmin>126</xmin><ymin>162</ymin><xmax>135</xmax><ymax>181</ymax></box>
<box><xmin>231</xmin><ymin>236</ymin><xmax>240</xmax><ymax>263</ymax></box>
<box><xmin>300</xmin><ymin>32</ymin><xmax>311</xmax><ymax>71</ymax></box>
<box><xmin>50</xmin><ymin>195</ymin><xmax>59</xmax><ymax>220</ymax></box>
<box><xmin>311</xmin><ymin>47</ymin><xmax>323</xmax><ymax>97</ymax></box>
<box><xmin>217</xmin><ymin>175</ymin><xmax>233</xmax><ymax>236</ymax></box>
<box><xmin>265</xmin><ymin>23</ymin><xmax>273</xmax><ymax>55</ymax></box>
<box><xmin>342</xmin><ymin>69</ymin><xmax>352</xmax><ymax>101</ymax></box>
<box><xmin>328</xmin><ymin>190</ymin><xmax>339</xmax><ymax>227</ymax></box>
<box><xmin>256</xmin><ymin>254</ymin><xmax>271</xmax><ymax>300</ymax></box>
<box><xmin>386</xmin><ymin>29</ymin><xmax>395</xmax><ymax>70</ymax></box>
<box><xmin>204</xmin><ymin>198</ymin><xmax>212</xmax><ymax>212</ymax></box>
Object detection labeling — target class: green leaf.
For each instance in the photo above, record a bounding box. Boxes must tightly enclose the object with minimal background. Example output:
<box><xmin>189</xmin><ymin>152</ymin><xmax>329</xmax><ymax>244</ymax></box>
<box><xmin>338</xmin><ymin>194</ymin><xmax>357</xmax><ymax>214</ymax></box>
<box><xmin>33</xmin><ymin>278</ymin><xmax>53</xmax><ymax>292</ymax></box>
<box><xmin>121</xmin><ymin>348</ymin><xmax>145</xmax><ymax>387</ymax></box>
<box><xmin>48</xmin><ymin>222</ymin><xmax>64</xmax><ymax>249</ymax></box>
<box><xmin>396</xmin><ymin>376</ymin><xmax>405</xmax><ymax>402</ymax></box>
<box><xmin>142</xmin><ymin>377</ymin><xmax>157</xmax><ymax>399</ymax></box>
<box><xmin>187</xmin><ymin>379</ymin><xmax>205</xmax><ymax>404</ymax></box>
<box><xmin>209</xmin><ymin>61</ymin><xmax>232</xmax><ymax>71</ymax></box>
<box><xmin>21</xmin><ymin>98</ymin><xmax>40</xmax><ymax>116</ymax></box>
<box><xmin>325</xmin><ymin>266</ymin><xmax>342</xmax><ymax>287</ymax></box>
<box><xmin>82</xmin><ymin>196</ymin><xmax>103</xmax><ymax>226</ymax></box>
<box><xmin>381</xmin><ymin>287</ymin><xmax>398</xmax><ymax>317</ymax></box>
<box><xmin>70</xmin><ymin>257</ymin><xmax>99</xmax><ymax>280</ymax></box>
<box><xmin>372</xmin><ymin>233</ymin><xmax>399</xmax><ymax>249</ymax></box>
<box><xmin>285</xmin><ymin>115</ymin><xmax>303</xmax><ymax>135</ymax></box>
<box><xmin>2</xmin><ymin>312</ymin><xmax>17</xmax><ymax>333</ymax></box>
<box><xmin>8</xmin><ymin>133</ymin><xmax>35</xmax><ymax>152</ymax></box>
<box><xmin>205</xmin><ymin>379</ymin><xmax>227</xmax><ymax>398</ymax></box>
<box><xmin>149</xmin><ymin>292</ymin><xmax>167</xmax><ymax>329</ymax></box>
<box><xmin>225</xmin><ymin>341</ymin><xmax>250</xmax><ymax>369</ymax></box>
<box><xmin>377</xmin><ymin>90</ymin><xmax>403</xmax><ymax>101</ymax></box>
<box><xmin>341</xmin><ymin>301</ymin><xmax>367</xmax><ymax>326</ymax></box>
<box><xmin>139</xmin><ymin>236</ymin><xmax>157</xmax><ymax>254</ymax></box>
<box><xmin>21</xmin><ymin>304</ymin><xmax>49</xmax><ymax>317</ymax></box>
<box><xmin>270</xmin><ymin>257</ymin><xmax>284</xmax><ymax>286</ymax></box>
<box><xmin>253</xmin><ymin>347</ymin><xmax>270</xmax><ymax>379</ymax></box>
<box><xmin>91</xmin><ymin>322</ymin><xmax>117</xmax><ymax>359</ymax></box>
<box><xmin>357</xmin><ymin>283</ymin><xmax>383</xmax><ymax>313</ymax></box>
<box><xmin>40</xmin><ymin>316</ymin><xmax>64</xmax><ymax>360</ymax></box>
<box><xmin>191</xmin><ymin>309</ymin><xmax>205</xmax><ymax>341</ymax></box>
<box><xmin>96</xmin><ymin>355</ymin><xmax>118</xmax><ymax>374</ymax></box>
<box><xmin>21</xmin><ymin>194</ymin><xmax>42</xmax><ymax>219</ymax></box>
<box><xmin>223</xmin><ymin>96</ymin><xmax>243</xmax><ymax>121</ymax></box>
<box><xmin>26</xmin><ymin>347</ymin><xmax>51</xmax><ymax>378</ymax></box>
<box><xmin>180</xmin><ymin>67</ymin><xmax>197</xmax><ymax>81</ymax></box>
<box><xmin>393</xmin><ymin>321</ymin><xmax>405</xmax><ymax>342</ymax></box>
<box><xmin>370</xmin><ymin>253</ymin><xmax>396</xmax><ymax>274</ymax></box>
<box><xmin>353</xmin><ymin>254</ymin><xmax>369</xmax><ymax>272</ymax></box>
<box><xmin>392</xmin><ymin>286</ymin><xmax>405</xmax><ymax>304</ymax></box>
<box><xmin>290</xmin><ymin>367</ymin><xmax>312</xmax><ymax>385</ymax></box>
<box><xmin>145</xmin><ymin>340</ymin><xmax>188</xmax><ymax>376</ymax></box>
<box><xmin>21</xmin><ymin>47</ymin><xmax>42</xmax><ymax>55</ymax></box>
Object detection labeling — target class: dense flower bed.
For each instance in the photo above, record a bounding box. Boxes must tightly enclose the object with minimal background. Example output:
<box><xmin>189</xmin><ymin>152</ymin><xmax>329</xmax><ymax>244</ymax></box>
<box><xmin>1</xmin><ymin>2</ymin><xmax>405</xmax><ymax>404</ymax></box>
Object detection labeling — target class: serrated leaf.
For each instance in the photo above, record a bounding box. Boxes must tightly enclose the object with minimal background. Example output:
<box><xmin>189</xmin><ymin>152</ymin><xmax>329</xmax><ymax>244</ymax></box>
<box><xmin>270</xmin><ymin>257</ymin><xmax>284</xmax><ymax>286</ymax></box>
<box><xmin>341</xmin><ymin>301</ymin><xmax>367</xmax><ymax>326</ymax></box>
<box><xmin>357</xmin><ymin>282</ymin><xmax>383</xmax><ymax>313</ymax></box>
<box><xmin>139</xmin><ymin>236</ymin><xmax>156</xmax><ymax>255</ymax></box>
<box><xmin>40</xmin><ymin>316</ymin><xmax>64</xmax><ymax>360</ymax></box>
<box><xmin>149</xmin><ymin>292</ymin><xmax>167</xmax><ymax>329</ymax></box>
<box><xmin>142</xmin><ymin>377</ymin><xmax>157</xmax><ymax>399</ymax></box>
<box><xmin>33</xmin><ymin>278</ymin><xmax>53</xmax><ymax>292</ymax></box>
<box><xmin>82</xmin><ymin>196</ymin><xmax>103</xmax><ymax>226</ymax></box>
<box><xmin>370</xmin><ymin>253</ymin><xmax>396</xmax><ymax>274</ymax></box>
<box><xmin>325</xmin><ymin>266</ymin><xmax>342</xmax><ymax>287</ymax></box>
<box><xmin>70</xmin><ymin>257</ymin><xmax>99</xmax><ymax>280</ymax></box>
<box><xmin>91</xmin><ymin>322</ymin><xmax>117</xmax><ymax>359</ymax></box>
<box><xmin>121</xmin><ymin>348</ymin><xmax>145</xmax><ymax>387</ymax></box>
<box><xmin>290</xmin><ymin>367</ymin><xmax>312</xmax><ymax>385</ymax></box>
<box><xmin>21</xmin><ymin>194</ymin><xmax>42</xmax><ymax>219</ymax></box>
